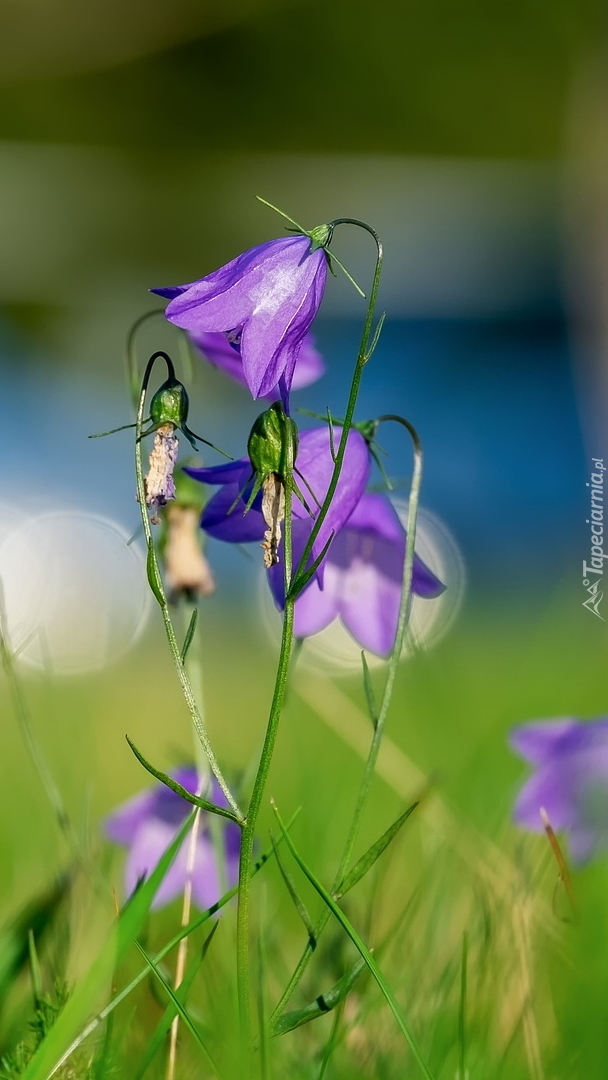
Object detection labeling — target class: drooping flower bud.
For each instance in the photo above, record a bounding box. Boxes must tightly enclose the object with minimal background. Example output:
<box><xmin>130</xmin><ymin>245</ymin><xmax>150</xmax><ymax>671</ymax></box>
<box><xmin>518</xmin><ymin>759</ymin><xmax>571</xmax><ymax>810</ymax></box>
<box><xmin>142</xmin><ymin>370</ymin><xmax>212</xmax><ymax>524</ymax></box>
<box><xmin>246</xmin><ymin>402</ymin><xmax>299</xmax><ymax>568</ymax></box>
<box><xmin>149</xmin><ymin>377</ymin><xmax>190</xmax><ymax>431</ymax></box>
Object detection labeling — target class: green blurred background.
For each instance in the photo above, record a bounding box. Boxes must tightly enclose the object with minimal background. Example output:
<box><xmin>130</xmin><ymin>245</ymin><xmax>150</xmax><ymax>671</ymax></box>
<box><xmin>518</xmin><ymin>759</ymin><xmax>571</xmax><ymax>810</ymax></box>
<box><xmin>1</xmin><ymin>1</ymin><xmax>608</xmax><ymax>1074</ymax></box>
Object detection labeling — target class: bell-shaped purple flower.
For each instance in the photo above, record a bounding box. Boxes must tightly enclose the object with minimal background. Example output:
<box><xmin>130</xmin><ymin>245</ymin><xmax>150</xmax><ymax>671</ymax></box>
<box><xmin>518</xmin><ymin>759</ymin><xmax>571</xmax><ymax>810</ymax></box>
<box><xmin>189</xmin><ymin>330</ymin><xmax>325</xmax><ymax>399</ymax></box>
<box><xmin>187</xmin><ymin>425</ymin><xmax>371</xmax><ymax>584</ymax></box>
<box><xmin>269</xmin><ymin>492</ymin><xmax>445</xmax><ymax>658</ymax></box>
<box><xmin>510</xmin><ymin>717</ymin><xmax>608</xmax><ymax>864</ymax></box>
<box><xmin>105</xmin><ymin>768</ymin><xmax>240</xmax><ymax>909</ymax></box>
<box><xmin>151</xmin><ymin>235</ymin><xmax>328</xmax><ymax>401</ymax></box>
<box><xmin>187</xmin><ymin>427</ymin><xmax>445</xmax><ymax>657</ymax></box>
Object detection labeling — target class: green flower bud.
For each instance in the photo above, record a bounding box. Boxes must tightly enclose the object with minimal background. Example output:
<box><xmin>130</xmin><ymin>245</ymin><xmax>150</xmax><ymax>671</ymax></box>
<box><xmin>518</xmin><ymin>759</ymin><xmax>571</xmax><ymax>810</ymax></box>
<box><xmin>247</xmin><ymin>402</ymin><xmax>298</xmax><ymax>483</ymax></box>
<box><xmin>149</xmin><ymin>377</ymin><xmax>190</xmax><ymax>430</ymax></box>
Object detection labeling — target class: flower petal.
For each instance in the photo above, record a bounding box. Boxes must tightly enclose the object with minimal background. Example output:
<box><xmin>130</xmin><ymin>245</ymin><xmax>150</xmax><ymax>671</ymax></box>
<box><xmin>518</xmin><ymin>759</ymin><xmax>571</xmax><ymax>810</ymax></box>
<box><xmin>509</xmin><ymin>719</ymin><xmax>589</xmax><ymax>765</ymax></box>
<box><xmin>105</xmin><ymin>788</ymin><xmax>156</xmax><ymax>845</ymax></box>
<box><xmin>123</xmin><ymin>818</ymin><xmax>188</xmax><ymax>908</ymax></box>
<box><xmin>185</xmin><ymin>459</ymin><xmax>250</xmax><ymax>488</ymax></box>
<box><xmin>332</xmin><ymin>528</ymin><xmax>404</xmax><ymax>657</ymax></box>
<box><xmin>202</xmin><ymin>484</ymin><xmax>264</xmax><ymax>543</ymax></box>
<box><xmin>295</xmin><ymin>427</ymin><xmax>371</xmax><ymax>558</ymax></box>
<box><xmin>512</xmin><ymin>764</ymin><xmax>578</xmax><ymax>833</ymax></box>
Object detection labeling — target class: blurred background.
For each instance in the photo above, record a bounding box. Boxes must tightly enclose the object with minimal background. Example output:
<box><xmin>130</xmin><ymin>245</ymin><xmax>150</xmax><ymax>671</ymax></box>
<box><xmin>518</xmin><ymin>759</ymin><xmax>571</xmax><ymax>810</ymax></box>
<box><xmin>1</xmin><ymin>1</ymin><xmax>608</xmax><ymax>1072</ymax></box>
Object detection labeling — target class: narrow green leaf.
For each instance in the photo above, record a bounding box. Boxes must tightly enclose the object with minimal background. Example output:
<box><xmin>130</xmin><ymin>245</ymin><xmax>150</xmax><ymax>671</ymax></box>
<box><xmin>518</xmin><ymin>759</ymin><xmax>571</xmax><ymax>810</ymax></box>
<box><xmin>363</xmin><ymin>310</ymin><xmax>386</xmax><ymax>363</ymax></box>
<box><xmin>271</xmin><ymin>802</ymin><xmax>436</xmax><ymax>1080</ymax></box>
<box><xmin>360</xmin><ymin>652</ymin><xmax>378</xmax><ymax>728</ymax></box>
<box><xmin>271</xmin><ymin>835</ymin><xmax>316</xmax><ymax>945</ymax></box>
<box><xmin>273</xmin><ymin>956</ymin><xmax>366</xmax><ymax>1036</ymax></box>
<box><xmin>21</xmin><ymin>813</ymin><xmax>196</xmax><ymax>1080</ymax></box>
<box><xmin>289</xmin><ymin>533</ymin><xmax>334</xmax><ymax>601</ymax></box>
<box><xmin>126</xmin><ymin>736</ymin><xmax>240</xmax><ymax>824</ymax></box>
<box><xmin>134</xmin><ymin>941</ymin><xmax>220</xmax><ymax>1077</ymax></box>
<box><xmin>145</xmin><ymin>538</ymin><xmax>165</xmax><ymax>606</ymax></box>
<box><xmin>180</xmin><ymin>607</ymin><xmax>198</xmax><ymax>664</ymax></box>
<box><xmin>335</xmin><ymin>801</ymin><xmax>419</xmax><ymax>899</ymax></box>
<box><xmin>133</xmin><ymin>923</ymin><xmax>219</xmax><ymax>1080</ymax></box>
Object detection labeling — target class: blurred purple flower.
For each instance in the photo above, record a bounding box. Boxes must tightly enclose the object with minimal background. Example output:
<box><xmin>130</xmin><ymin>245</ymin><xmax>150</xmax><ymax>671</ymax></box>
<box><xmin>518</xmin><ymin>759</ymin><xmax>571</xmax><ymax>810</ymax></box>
<box><xmin>186</xmin><ymin>428</ymin><xmax>445</xmax><ymax>657</ymax></box>
<box><xmin>105</xmin><ymin>768</ymin><xmax>240</xmax><ymax>909</ymax></box>
<box><xmin>190</xmin><ymin>330</ymin><xmax>325</xmax><ymax>399</ymax></box>
<box><xmin>510</xmin><ymin>717</ymin><xmax>608</xmax><ymax>863</ymax></box>
<box><xmin>269</xmin><ymin>491</ymin><xmax>445</xmax><ymax>657</ymax></box>
<box><xmin>151</xmin><ymin>235</ymin><xmax>328</xmax><ymax>401</ymax></box>
<box><xmin>187</xmin><ymin>425</ymin><xmax>371</xmax><ymax>585</ymax></box>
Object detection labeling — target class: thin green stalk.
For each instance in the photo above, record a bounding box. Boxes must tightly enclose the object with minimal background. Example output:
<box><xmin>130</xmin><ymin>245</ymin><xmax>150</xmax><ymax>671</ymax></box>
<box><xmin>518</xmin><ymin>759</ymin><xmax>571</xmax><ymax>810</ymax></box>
<box><xmin>272</xmin><ymin>416</ymin><xmax>423</xmax><ymax>1022</ymax></box>
<box><xmin>135</xmin><ymin>352</ymin><xmax>243</xmax><ymax>824</ymax></box>
<box><xmin>291</xmin><ymin>220</ymin><xmax>383</xmax><ymax>596</ymax></box>
<box><xmin>236</xmin><ymin>483</ymin><xmax>294</xmax><ymax>1047</ymax></box>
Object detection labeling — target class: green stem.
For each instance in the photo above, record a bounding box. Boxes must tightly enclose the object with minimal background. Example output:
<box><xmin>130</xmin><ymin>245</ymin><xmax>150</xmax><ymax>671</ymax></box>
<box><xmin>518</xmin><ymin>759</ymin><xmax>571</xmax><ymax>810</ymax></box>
<box><xmin>135</xmin><ymin>352</ymin><xmax>244</xmax><ymax>824</ymax></box>
<box><xmin>290</xmin><ymin>220</ymin><xmax>383</xmax><ymax>597</ymax></box>
<box><xmin>236</xmin><ymin>483</ymin><xmax>294</xmax><ymax>1048</ymax></box>
<box><xmin>271</xmin><ymin>415</ymin><xmax>423</xmax><ymax>1022</ymax></box>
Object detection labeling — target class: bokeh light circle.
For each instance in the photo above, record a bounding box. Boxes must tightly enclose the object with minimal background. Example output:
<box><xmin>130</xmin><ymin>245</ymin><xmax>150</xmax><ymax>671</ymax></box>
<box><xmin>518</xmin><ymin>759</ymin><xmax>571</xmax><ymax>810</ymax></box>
<box><xmin>0</xmin><ymin>510</ymin><xmax>151</xmax><ymax>674</ymax></box>
<box><xmin>258</xmin><ymin>502</ymin><xmax>465</xmax><ymax>673</ymax></box>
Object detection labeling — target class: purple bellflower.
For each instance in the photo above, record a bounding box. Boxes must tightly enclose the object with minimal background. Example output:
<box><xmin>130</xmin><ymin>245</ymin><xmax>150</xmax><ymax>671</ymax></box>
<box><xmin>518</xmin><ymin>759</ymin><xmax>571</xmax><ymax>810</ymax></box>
<box><xmin>187</xmin><ymin>424</ymin><xmax>371</xmax><ymax>584</ymax></box>
<box><xmin>269</xmin><ymin>491</ymin><xmax>445</xmax><ymax>658</ymax></box>
<box><xmin>186</xmin><ymin>427</ymin><xmax>445</xmax><ymax>658</ymax></box>
<box><xmin>190</xmin><ymin>330</ymin><xmax>325</xmax><ymax>398</ymax></box>
<box><xmin>105</xmin><ymin>768</ymin><xmax>240</xmax><ymax>909</ymax></box>
<box><xmin>510</xmin><ymin>717</ymin><xmax>608</xmax><ymax>864</ymax></box>
<box><xmin>151</xmin><ymin>234</ymin><xmax>329</xmax><ymax>402</ymax></box>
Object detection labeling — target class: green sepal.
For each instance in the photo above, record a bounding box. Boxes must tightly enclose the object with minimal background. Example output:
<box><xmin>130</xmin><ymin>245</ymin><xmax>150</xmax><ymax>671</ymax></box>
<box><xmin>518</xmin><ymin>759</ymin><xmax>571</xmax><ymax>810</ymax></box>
<box><xmin>125</xmin><ymin>736</ymin><xmax>241</xmax><ymax>825</ymax></box>
<box><xmin>335</xmin><ymin>801</ymin><xmax>419</xmax><ymax>900</ymax></box>
<box><xmin>308</xmin><ymin>223</ymin><xmax>333</xmax><ymax>251</ymax></box>
<box><xmin>273</xmin><ymin>956</ymin><xmax>367</xmax><ymax>1036</ymax></box>
<box><xmin>145</xmin><ymin>539</ymin><xmax>165</xmax><ymax>606</ymax></box>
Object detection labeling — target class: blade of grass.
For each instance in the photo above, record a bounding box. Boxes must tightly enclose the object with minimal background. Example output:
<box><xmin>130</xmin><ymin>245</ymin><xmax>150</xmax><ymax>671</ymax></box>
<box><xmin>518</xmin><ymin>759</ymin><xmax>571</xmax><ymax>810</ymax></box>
<box><xmin>271</xmin><ymin>802</ymin><xmax>436</xmax><ymax>1080</ymax></box>
<box><xmin>335</xmin><ymin>801</ymin><xmax>419</xmax><ymax>899</ymax></box>
<box><xmin>134</xmin><ymin>923</ymin><xmax>219</xmax><ymax>1080</ymax></box>
<box><xmin>21</xmin><ymin>813</ymin><xmax>196</xmax><ymax>1080</ymax></box>
<box><xmin>273</xmin><ymin>957</ymin><xmax>366</xmax><ymax>1036</ymax></box>
<box><xmin>134</xmin><ymin>940</ymin><xmax>221</xmax><ymax>1077</ymax></box>
<box><xmin>58</xmin><ymin>810</ymin><xmax>301</xmax><ymax>1064</ymax></box>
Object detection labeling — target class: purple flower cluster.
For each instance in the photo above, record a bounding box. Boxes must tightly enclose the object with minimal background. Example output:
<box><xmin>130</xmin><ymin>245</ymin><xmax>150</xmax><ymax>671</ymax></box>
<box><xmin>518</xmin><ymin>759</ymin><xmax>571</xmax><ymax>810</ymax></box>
<box><xmin>187</xmin><ymin>425</ymin><xmax>444</xmax><ymax>658</ymax></box>
<box><xmin>105</xmin><ymin>769</ymin><xmax>240</xmax><ymax>909</ymax></box>
<box><xmin>153</xmin><ymin>227</ymin><xmax>445</xmax><ymax>656</ymax></box>
<box><xmin>511</xmin><ymin>717</ymin><xmax>608</xmax><ymax>864</ymax></box>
